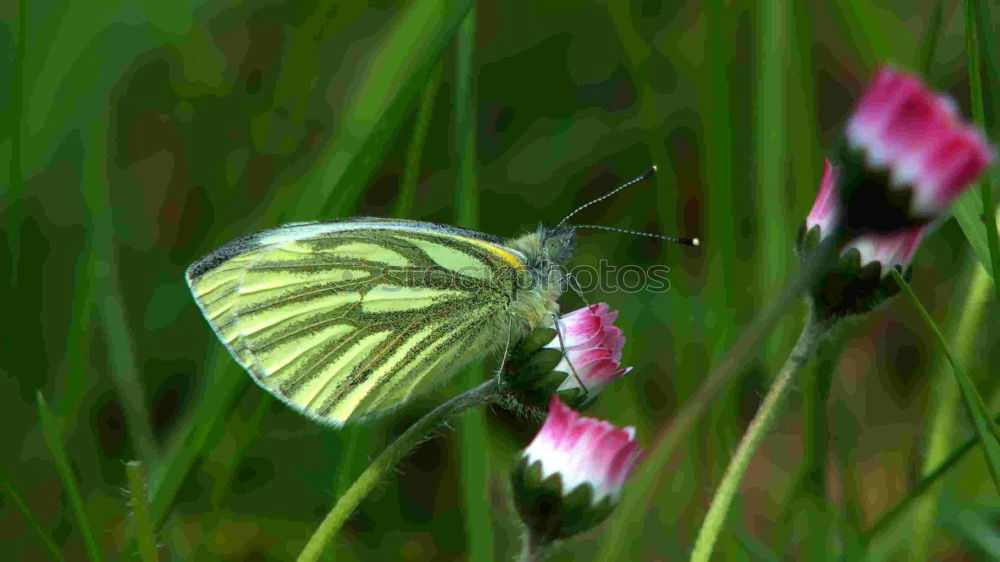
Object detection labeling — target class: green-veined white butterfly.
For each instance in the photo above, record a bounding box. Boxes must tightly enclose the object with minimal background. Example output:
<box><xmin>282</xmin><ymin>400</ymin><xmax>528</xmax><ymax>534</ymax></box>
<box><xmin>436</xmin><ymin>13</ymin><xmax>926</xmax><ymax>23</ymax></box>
<box><xmin>186</xmin><ymin>168</ymin><xmax>696</xmax><ymax>426</ymax></box>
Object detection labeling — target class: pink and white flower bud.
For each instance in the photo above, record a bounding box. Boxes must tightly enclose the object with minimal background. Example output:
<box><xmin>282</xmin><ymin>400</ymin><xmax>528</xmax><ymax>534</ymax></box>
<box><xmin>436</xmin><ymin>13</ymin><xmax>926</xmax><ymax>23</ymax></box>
<box><xmin>804</xmin><ymin>159</ymin><xmax>928</xmax><ymax>277</ymax></box>
<box><xmin>800</xmin><ymin>160</ymin><xmax>930</xmax><ymax>319</ymax></box>
<box><xmin>544</xmin><ymin>303</ymin><xmax>631</xmax><ymax>394</ymax></box>
<box><xmin>510</xmin><ymin>397</ymin><xmax>643</xmax><ymax>544</ymax></box>
<box><xmin>845</xmin><ymin>67</ymin><xmax>994</xmax><ymax>222</ymax></box>
<box><xmin>522</xmin><ymin>396</ymin><xmax>643</xmax><ymax>503</ymax></box>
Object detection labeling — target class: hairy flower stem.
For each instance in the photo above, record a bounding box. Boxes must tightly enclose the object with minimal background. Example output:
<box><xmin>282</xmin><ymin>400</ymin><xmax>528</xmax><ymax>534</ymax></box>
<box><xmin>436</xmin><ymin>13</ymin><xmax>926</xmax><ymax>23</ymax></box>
<box><xmin>519</xmin><ymin>532</ymin><xmax>549</xmax><ymax>562</ymax></box>
<box><xmin>690</xmin><ymin>312</ymin><xmax>830</xmax><ymax>562</ymax></box>
<box><xmin>297</xmin><ymin>378</ymin><xmax>500</xmax><ymax>562</ymax></box>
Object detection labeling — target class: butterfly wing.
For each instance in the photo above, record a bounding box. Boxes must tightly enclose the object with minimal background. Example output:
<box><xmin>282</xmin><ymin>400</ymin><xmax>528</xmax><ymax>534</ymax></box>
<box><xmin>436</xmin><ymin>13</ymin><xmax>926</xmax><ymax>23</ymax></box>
<box><xmin>186</xmin><ymin>219</ymin><xmax>529</xmax><ymax>425</ymax></box>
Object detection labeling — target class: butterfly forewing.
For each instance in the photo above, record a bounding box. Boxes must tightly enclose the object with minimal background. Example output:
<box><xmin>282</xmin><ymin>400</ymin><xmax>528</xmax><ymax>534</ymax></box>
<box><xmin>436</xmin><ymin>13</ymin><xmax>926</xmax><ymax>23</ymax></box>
<box><xmin>187</xmin><ymin>219</ymin><xmax>527</xmax><ymax>425</ymax></box>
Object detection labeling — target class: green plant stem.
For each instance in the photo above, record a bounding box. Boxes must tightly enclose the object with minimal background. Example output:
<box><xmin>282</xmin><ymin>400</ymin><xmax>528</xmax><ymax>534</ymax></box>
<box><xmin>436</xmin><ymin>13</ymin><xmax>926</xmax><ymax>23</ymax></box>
<box><xmin>1</xmin><ymin>477</ymin><xmax>64</xmax><ymax>561</ymax></box>
<box><xmin>965</xmin><ymin>0</ymin><xmax>1000</xmax><ymax>300</ymax></box>
<box><xmin>755</xmin><ymin>0</ymin><xmax>792</xmax><ymax>365</ymax></box>
<box><xmin>126</xmin><ymin>461</ymin><xmax>158</xmax><ymax>562</ymax></box>
<box><xmin>597</xmin><ymin>234</ymin><xmax>842</xmax><ymax>561</ymax></box>
<box><xmin>396</xmin><ymin>63</ymin><xmax>442</xmax><ymax>219</ymax></box>
<box><xmin>452</xmin><ymin>8</ymin><xmax>494</xmax><ymax>562</ymax></box>
<box><xmin>909</xmin><ymin>262</ymin><xmax>991</xmax><ymax>560</ymax></box>
<box><xmin>690</xmin><ymin>312</ymin><xmax>829</xmax><ymax>562</ymax></box>
<box><xmin>771</xmin><ymin>330</ymin><xmax>838</xmax><ymax>556</ymax></box>
<box><xmin>890</xmin><ymin>268</ymin><xmax>1000</xmax><ymax>491</ymax></box>
<box><xmin>862</xmin><ymin>408</ymin><xmax>1000</xmax><ymax>548</ymax></box>
<box><xmin>37</xmin><ymin>393</ymin><xmax>104</xmax><ymax>561</ymax></box>
<box><xmin>297</xmin><ymin>377</ymin><xmax>499</xmax><ymax>562</ymax></box>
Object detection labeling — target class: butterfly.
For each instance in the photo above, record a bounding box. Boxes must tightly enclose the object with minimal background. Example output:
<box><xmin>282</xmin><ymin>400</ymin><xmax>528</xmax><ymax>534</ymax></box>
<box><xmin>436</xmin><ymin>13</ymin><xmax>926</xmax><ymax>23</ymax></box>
<box><xmin>185</xmin><ymin>168</ymin><xmax>696</xmax><ymax>426</ymax></box>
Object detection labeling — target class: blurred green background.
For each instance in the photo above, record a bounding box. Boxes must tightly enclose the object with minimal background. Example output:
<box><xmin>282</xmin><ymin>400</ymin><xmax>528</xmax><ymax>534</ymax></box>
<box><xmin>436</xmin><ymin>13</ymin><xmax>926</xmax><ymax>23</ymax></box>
<box><xmin>2</xmin><ymin>0</ymin><xmax>999</xmax><ymax>560</ymax></box>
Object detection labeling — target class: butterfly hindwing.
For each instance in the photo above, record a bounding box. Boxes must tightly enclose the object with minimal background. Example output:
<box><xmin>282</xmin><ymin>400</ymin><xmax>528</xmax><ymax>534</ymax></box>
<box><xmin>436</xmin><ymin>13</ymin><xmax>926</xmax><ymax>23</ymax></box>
<box><xmin>186</xmin><ymin>219</ymin><xmax>528</xmax><ymax>425</ymax></box>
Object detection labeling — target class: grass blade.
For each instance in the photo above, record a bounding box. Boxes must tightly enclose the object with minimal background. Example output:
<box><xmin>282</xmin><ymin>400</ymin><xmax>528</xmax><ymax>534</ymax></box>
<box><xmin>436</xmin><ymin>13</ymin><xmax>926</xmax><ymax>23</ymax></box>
<box><xmin>148</xmin><ymin>356</ymin><xmax>244</xmax><ymax>527</ymax></box>
<box><xmin>58</xmin><ymin>247</ymin><xmax>95</xmax><ymax>430</ymax></box>
<box><xmin>453</xmin><ymin>9</ymin><xmax>495</xmax><ymax>561</ymax></box>
<box><xmin>7</xmin><ymin>0</ymin><xmax>26</xmax><ymax>282</ymax></box>
<box><xmin>37</xmin><ymin>392</ymin><xmax>103</xmax><ymax>561</ymax></box>
<box><xmin>395</xmin><ymin>63</ymin><xmax>443</xmax><ymax>219</ymax></box>
<box><xmin>126</xmin><ymin>462</ymin><xmax>158</xmax><ymax>562</ymax></box>
<box><xmin>862</xmin><ymin>408</ymin><xmax>1000</xmax><ymax>548</ymax></box>
<box><xmin>830</xmin><ymin>0</ymin><xmax>891</xmax><ymax>67</ymax></box>
<box><xmin>0</xmin><ymin>477</ymin><xmax>64</xmax><ymax>561</ymax></box>
<box><xmin>289</xmin><ymin>0</ymin><xmax>475</xmax><ymax>220</ymax></box>
<box><xmin>918</xmin><ymin>0</ymin><xmax>947</xmax><ymax>75</ymax></box>
<box><xmin>906</xmin><ymin>262</ymin><xmax>992</xmax><ymax>560</ymax></box>
<box><xmin>754</xmin><ymin>0</ymin><xmax>791</xmax><ymax>325</ymax></box>
<box><xmin>952</xmin><ymin>189</ymin><xmax>998</xmax><ymax>281</ymax></box>
<box><xmin>80</xmin><ymin>119</ymin><xmax>158</xmax><ymax>463</ymax></box>
<box><xmin>890</xmin><ymin>269</ymin><xmax>1000</xmax><ymax>492</ymax></box>
<box><xmin>963</xmin><ymin>0</ymin><xmax>1000</xmax><ymax>297</ymax></box>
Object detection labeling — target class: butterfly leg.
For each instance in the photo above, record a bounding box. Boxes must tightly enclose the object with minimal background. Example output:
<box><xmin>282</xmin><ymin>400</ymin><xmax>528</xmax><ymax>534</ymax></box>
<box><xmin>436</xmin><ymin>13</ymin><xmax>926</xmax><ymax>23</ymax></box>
<box><xmin>493</xmin><ymin>314</ymin><xmax>515</xmax><ymax>392</ymax></box>
<box><xmin>565</xmin><ymin>271</ymin><xmax>591</xmax><ymax>307</ymax></box>
<box><xmin>550</xmin><ymin>311</ymin><xmax>588</xmax><ymax>397</ymax></box>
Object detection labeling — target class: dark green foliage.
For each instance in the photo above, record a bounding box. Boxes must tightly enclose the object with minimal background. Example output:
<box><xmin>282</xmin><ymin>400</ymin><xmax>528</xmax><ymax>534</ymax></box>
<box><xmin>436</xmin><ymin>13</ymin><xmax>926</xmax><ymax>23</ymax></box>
<box><xmin>3</xmin><ymin>1</ymin><xmax>998</xmax><ymax>560</ymax></box>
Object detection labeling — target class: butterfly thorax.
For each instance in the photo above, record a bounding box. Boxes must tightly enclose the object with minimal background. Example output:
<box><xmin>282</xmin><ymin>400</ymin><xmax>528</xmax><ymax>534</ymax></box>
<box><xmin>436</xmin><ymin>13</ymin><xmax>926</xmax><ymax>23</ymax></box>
<box><xmin>506</xmin><ymin>225</ymin><xmax>576</xmax><ymax>331</ymax></box>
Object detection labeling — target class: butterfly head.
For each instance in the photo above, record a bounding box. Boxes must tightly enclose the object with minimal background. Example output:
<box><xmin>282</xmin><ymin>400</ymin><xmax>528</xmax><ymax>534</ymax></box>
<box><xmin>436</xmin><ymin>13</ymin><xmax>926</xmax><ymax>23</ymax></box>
<box><xmin>508</xmin><ymin>225</ymin><xmax>576</xmax><ymax>274</ymax></box>
<box><xmin>540</xmin><ymin>225</ymin><xmax>577</xmax><ymax>269</ymax></box>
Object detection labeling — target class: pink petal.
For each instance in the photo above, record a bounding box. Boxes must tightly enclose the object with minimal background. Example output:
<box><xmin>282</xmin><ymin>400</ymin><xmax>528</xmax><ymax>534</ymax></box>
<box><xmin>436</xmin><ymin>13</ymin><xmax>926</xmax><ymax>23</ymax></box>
<box><xmin>806</xmin><ymin>160</ymin><xmax>839</xmax><ymax>235</ymax></box>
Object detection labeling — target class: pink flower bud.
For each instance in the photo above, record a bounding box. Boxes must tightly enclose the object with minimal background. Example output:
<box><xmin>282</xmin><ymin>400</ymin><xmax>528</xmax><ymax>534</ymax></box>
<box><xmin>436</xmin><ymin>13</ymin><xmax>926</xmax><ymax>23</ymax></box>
<box><xmin>801</xmin><ymin>160</ymin><xmax>930</xmax><ymax>318</ymax></box>
<box><xmin>544</xmin><ymin>304</ymin><xmax>631</xmax><ymax>394</ymax></box>
<box><xmin>804</xmin><ymin>159</ymin><xmax>928</xmax><ymax>277</ymax></box>
<box><xmin>522</xmin><ymin>396</ymin><xmax>643</xmax><ymax>503</ymax></box>
<box><xmin>844</xmin><ymin>67</ymin><xmax>994</xmax><ymax>223</ymax></box>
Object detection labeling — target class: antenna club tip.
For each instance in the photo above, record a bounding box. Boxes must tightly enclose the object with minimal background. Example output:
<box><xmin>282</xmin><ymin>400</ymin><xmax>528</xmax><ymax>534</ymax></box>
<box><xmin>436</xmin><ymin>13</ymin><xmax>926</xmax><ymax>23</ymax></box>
<box><xmin>691</xmin><ymin>237</ymin><xmax>700</xmax><ymax>247</ymax></box>
<box><xmin>651</xmin><ymin>164</ymin><xmax>658</xmax><ymax>173</ymax></box>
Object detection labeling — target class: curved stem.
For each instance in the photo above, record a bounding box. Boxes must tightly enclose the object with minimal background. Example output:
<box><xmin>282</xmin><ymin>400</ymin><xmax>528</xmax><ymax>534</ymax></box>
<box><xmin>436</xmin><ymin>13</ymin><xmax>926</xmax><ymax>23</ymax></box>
<box><xmin>597</xmin><ymin>235</ymin><xmax>841</xmax><ymax>562</ymax></box>
<box><xmin>689</xmin><ymin>313</ymin><xmax>829</xmax><ymax>562</ymax></box>
<box><xmin>297</xmin><ymin>378</ymin><xmax>500</xmax><ymax>562</ymax></box>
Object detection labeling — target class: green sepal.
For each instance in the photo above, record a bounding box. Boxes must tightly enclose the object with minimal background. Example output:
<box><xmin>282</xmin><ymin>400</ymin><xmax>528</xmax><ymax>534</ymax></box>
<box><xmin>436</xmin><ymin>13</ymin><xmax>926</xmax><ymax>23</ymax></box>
<box><xmin>515</xmin><ymin>327</ymin><xmax>559</xmax><ymax>357</ymax></box>
<box><xmin>501</xmin><ymin>325</ymin><xmax>608</xmax><ymax>414</ymax></box>
<box><xmin>797</xmin><ymin>223</ymin><xmax>910</xmax><ymax>320</ymax></box>
<box><xmin>561</xmin><ymin>387</ymin><xmax>595</xmax><ymax>411</ymax></box>
<box><xmin>519</xmin><ymin>349</ymin><xmax>564</xmax><ymax>384</ymax></box>
<box><xmin>510</xmin><ymin>457</ymin><xmax>616</xmax><ymax>545</ymax></box>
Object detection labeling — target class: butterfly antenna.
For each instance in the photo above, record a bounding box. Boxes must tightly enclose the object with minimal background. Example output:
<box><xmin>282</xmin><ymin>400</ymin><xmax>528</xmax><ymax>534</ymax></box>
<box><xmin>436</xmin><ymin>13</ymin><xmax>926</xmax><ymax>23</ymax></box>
<box><xmin>555</xmin><ymin>166</ymin><xmax>658</xmax><ymax>230</ymax></box>
<box><xmin>573</xmin><ymin>224</ymin><xmax>700</xmax><ymax>247</ymax></box>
